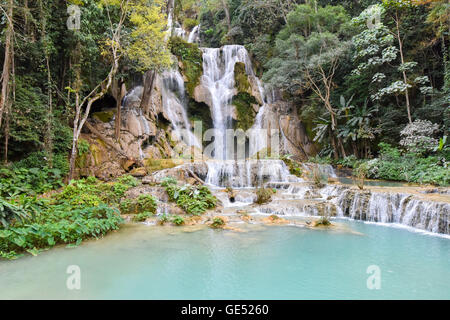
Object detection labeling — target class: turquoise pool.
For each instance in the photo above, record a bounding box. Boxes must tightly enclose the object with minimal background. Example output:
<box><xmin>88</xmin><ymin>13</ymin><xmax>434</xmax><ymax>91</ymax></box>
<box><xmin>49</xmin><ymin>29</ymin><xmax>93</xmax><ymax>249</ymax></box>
<box><xmin>0</xmin><ymin>220</ymin><xmax>449</xmax><ymax>299</ymax></box>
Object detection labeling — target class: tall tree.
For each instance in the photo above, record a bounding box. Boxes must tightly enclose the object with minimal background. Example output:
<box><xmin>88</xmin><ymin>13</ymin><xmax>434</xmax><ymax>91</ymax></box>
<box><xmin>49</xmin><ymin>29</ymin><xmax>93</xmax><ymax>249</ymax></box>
<box><xmin>0</xmin><ymin>0</ymin><xmax>14</xmax><ymax>131</ymax></box>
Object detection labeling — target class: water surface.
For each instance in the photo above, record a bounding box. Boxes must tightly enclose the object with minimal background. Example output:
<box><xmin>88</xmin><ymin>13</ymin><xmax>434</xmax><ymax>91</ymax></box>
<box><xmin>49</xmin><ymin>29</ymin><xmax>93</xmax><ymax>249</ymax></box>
<box><xmin>0</xmin><ymin>221</ymin><xmax>449</xmax><ymax>299</ymax></box>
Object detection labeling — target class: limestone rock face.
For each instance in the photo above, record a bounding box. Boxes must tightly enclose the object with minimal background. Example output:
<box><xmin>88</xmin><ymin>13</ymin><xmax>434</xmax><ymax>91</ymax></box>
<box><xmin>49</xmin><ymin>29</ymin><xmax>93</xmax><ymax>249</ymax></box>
<box><xmin>193</xmin><ymin>84</ymin><xmax>213</xmax><ymax>108</ymax></box>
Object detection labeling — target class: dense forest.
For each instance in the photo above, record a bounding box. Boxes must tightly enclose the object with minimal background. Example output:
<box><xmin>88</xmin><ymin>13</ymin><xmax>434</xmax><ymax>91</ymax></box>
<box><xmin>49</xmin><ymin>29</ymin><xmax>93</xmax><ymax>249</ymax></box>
<box><xmin>0</xmin><ymin>0</ymin><xmax>448</xmax><ymax>258</ymax></box>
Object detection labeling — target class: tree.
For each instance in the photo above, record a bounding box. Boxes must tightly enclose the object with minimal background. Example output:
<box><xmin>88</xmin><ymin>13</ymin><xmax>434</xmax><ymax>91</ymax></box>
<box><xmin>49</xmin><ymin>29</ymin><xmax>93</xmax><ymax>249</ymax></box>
<box><xmin>264</xmin><ymin>3</ymin><xmax>351</xmax><ymax>159</ymax></box>
<box><xmin>67</xmin><ymin>0</ymin><xmax>171</xmax><ymax>180</ymax></box>
<box><xmin>382</xmin><ymin>0</ymin><xmax>418</xmax><ymax>123</ymax></box>
<box><xmin>0</xmin><ymin>0</ymin><xmax>14</xmax><ymax>132</ymax></box>
<box><xmin>68</xmin><ymin>0</ymin><xmax>127</xmax><ymax>181</ymax></box>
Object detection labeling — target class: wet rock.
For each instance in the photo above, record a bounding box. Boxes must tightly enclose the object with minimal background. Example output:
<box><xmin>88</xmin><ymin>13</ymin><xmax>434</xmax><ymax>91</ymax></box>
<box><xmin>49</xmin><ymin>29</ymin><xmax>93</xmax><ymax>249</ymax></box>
<box><xmin>130</xmin><ymin>167</ymin><xmax>148</xmax><ymax>177</ymax></box>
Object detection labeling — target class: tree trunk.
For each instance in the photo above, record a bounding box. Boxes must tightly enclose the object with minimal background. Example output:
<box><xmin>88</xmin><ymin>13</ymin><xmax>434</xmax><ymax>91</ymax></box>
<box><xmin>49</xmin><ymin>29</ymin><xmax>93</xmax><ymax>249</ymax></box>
<box><xmin>115</xmin><ymin>79</ymin><xmax>126</xmax><ymax>140</ymax></box>
<box><xmin>0</xmin><ymin>0</ymin><xmax>14</xmax><ymax>130</ymax></box>
<box><xmin>221</xmin><ymin>0</ymin><xmax>232</xmax><ymax>34</ymax></box>
<box><xmin>139</xmin><ymin>70</ymin><xmax>156</xmax><ymax>116</ymax></box>
<box><xmin>40</xmin><ymin>0</ymin><xmax>53</xmax><ymax>167</ymax></box>
<box><xmin>329</xmin><ymin>128</ymin><xmax>339</xmax><ymax>160</ymax></box>
<box><xmin>3</xmin><ymin>102</ymin><xmax>10</xmax><ymax>164</ymax></box>
<box><xmin>395</xmin><ymin>11</ymin><xmax>412</xmax><ymax>124</ymax></box>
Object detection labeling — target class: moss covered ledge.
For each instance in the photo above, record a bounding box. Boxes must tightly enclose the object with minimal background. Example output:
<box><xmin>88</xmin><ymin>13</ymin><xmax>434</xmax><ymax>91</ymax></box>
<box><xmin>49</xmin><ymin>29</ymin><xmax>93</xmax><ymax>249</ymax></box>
<box><xmin>232</xmin><ymin>92</ymin><xmax>258</xmax><ymax>131</ymax></box>
<box><xmin>169</xmin><ymin>37</ymin><xmax>203</xmax><ymax>98</ymax></box>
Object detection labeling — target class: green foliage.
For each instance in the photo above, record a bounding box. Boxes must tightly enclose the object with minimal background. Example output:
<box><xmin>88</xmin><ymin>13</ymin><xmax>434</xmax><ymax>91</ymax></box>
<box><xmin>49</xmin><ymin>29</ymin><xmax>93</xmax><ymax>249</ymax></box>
<box><xmin>160</xmin><ymin>176</ymin><xmax>178</xmax><ymax>187</ymax></box>
<box><xmin>157</xmin><ymin>214</ymin><xmax>170</xmax><ymax>225</ymax></box>
<box><xmin>0</xmin><ymin>177</ymin><xmax>131</xmax><ymax>259</ymax></box>
<box><xmin>364</xmin><ymin>143</ymin><xmax>449</xmax><ymax>185</ymax></box>
<box><xmin>281</xmin><ymin>154</ymin><xmax>303</xmax><ymax>177</ymax></box>
<box><xmin>0</xmin><ymin>166</ymin><xmax>65</xmax><ymax>198</ymax></box>
<box><xmin>353</xmin><ymin>162</ymin><xmax>369</xmax><ymax>190</ymax></box>
<box><xmin>234</xmin><ymin>62</ymin><xmax>251</xmax><ymax>93</ymax></box>
<box><xmin>232</xmin><ymin>92</ymin><xmax>258</xmax><ymax>131</ymax></box>
<box><xmin>183</xmin><ymin>18</ymin><xmax>199</xmax><ymax>31</ymax></box>
<box><xmin>164</xmin><ymin>183</ymin><xmax>217</xmax><ymax>215</ymax></box>
<box><xmin>116</xmin><ymin>175</ymin><xmax>140</xmax><ymax>188</ymax></box>
<box><xmin>315</xmin><ymin>216</ymin><xmax>332</xmax><ymax>227</ymax></box>
<box><xmin>169</xmin><ymin>37</ymin><xmax>203</xmax><ymax>97</ymax></box>
<box><xmin>0</xmin><ymin>204</ymin><xmax>122</xmax><ymax>260</ymax></box>
<box><xmin>336</xmin><ymin>155</ymin><xmax>360</xmax><ymax>168</ymax></box>
<box><xmin>255</xmin><ymin>188</ymin><xmax>273</xmax><ymax>205</ymax></box>
<box><xmin>210</xmin><ymin>216</ymin><xmax>226</xmax><ymax>229</ymax></box>
<box><xmin>132</xmin><ymin>211</ymin><xmax>153</xmax><ymax>222</ymax></box>
<box><xmin>0</xmin><ymin>198</ymin><xmax>29</xmax><ymax>229</ymax></box>
<box><xmin>120</xmin><ymin>194</ymin><xmax>157</xmax><ymax>215</ymax></box>
<box><xmin>77</xmin><ymin>139</ymin><xmax>90</xmax><ymax>156</ymax></box>
<box><xmin>171</xmin><ymin>215</ymin><xmax>185</xmax><ymax>226</ymax></box>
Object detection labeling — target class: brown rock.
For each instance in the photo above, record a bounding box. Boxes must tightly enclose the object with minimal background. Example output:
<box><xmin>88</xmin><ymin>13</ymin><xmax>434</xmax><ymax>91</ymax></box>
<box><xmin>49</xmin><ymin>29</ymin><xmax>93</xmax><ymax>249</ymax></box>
<box><xmin>130</xmin><ymin>167</ymin><xmax>148</xmax><ymax>177</ymax></box>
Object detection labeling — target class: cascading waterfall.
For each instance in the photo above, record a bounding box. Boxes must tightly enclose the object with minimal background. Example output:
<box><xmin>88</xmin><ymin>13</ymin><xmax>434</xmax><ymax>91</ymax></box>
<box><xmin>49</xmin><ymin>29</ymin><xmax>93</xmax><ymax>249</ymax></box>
<box><xmin>319</xmin><ymin>185</ymin><xmax>450</xmax><ymax>235</ymax></box>
<box><xmin>205</xmin><ymin>159</ymin><xmax>295</xmax><ymax>188</ymax></box>
<box><xmin>159</xmin><ymin>70</ymin><xmax>201</xmax><ymax>148</ymax></box>
<box><xmin>200</xmin><ymin>45</ymin><xmax>254</xmax><ymax>159</ymax></box>
<box><xmin>200</xmin><ymin>45</ymin><xmax>298</xmax><ymax>187</ymax></box>
<box><xmin>188</xmin><ymin>25</ymin><xmax>200</xmax><ymax>43</ymax></box>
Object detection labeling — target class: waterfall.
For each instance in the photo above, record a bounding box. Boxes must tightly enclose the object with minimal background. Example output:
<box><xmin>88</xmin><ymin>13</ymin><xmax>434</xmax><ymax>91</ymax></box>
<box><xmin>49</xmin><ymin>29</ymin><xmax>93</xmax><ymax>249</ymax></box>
<box><xmin>205</xmin><ymin>159</ymin><xmax>295</xmax><ymax>188</ymax></box>
<box><xmin>159</xmin><ymin>70</ymin><xmax>201</xmax><ymax>148</ymax></box>
<box><xmin>302</xmin><ymin>163</ymin><xmax>337</xmax><ymax>178</ymax></box>
<box><xmin>323</xmin><ymin>186</ymin><xmax>450</xmax><ymax>235</ymax></box>
<box><xmin>188</xmin><ymin>25</ymin><xmax>200</xmax><ymax>43</ymax></box>
<box><xmin>200</xmin><ymin>45</ymin><xmax>255</xmax><ymax>159</ymax></box>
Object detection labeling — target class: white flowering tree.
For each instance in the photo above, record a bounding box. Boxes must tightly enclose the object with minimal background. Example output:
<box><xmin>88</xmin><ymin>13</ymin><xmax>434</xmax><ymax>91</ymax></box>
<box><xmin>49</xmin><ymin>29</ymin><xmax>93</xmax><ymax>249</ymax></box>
<box><xmin>399</xmin><ymin>119</ymin><xmax>440</xmax><ymax>154</ymax></box>
<box><xmin>351</xmin><ymin>2</ymin><xmax>433</xmax><ymax>124</ymax></box>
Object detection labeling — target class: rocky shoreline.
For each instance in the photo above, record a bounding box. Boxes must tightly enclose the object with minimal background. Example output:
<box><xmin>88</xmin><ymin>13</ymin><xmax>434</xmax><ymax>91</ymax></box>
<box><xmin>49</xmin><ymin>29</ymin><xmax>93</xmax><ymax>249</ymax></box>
<box><xmin>121</xmin><ymin>161</ymin><xmax>450</xmax><ymax>236</ymax></box>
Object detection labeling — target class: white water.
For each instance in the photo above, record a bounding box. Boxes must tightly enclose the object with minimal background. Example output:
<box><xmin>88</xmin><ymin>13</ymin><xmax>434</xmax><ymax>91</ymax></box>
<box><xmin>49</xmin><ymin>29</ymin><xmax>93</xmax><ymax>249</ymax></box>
<box><xmin>205</xmin><ymin>159</ymin><xmax>296</xmax><ymax>188</ymax></box>
<box><xmin>188</xmin><ymin>25</ymin><xmax>200</xmax><ymax>43</ymax></box>
<box><xmin>318</xmin><ymin>185</ymin><xmax>450</xmax><ymax>235</ymax></box>
<box><xmin>159</xmin><ymin>70</ymin><xmax>201</xmax><ymax>148</ymax></box>
<box><xmin>200</xmin><ymin>45</ymin><xmax>255</xmax><ymax>159</ymax></box>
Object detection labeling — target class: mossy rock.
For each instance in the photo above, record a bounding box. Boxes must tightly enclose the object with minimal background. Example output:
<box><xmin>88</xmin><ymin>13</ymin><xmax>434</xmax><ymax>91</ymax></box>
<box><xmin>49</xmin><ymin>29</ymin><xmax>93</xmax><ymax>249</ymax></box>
<box><xmin>92</xmin><ymin>110</ymin><xmax>115</xmax><ymax>123</ymax></box>
<box><xmin>169</xmin><ymin>37</ymin><xmax>203</xmax><ymax>98</ymax></box>
<box><xmin>234</xmin><ymin>62</ymin><xmax>251</xmax><ymax>94</ymax></box>
<box><xmin>183</xmin><ymin>18</ymin><xmax>198</xmax><ymax>32</ymax></box>
<box><xmin>145</xmin><ymin>159</ymin><xmax>179</xmax><ymax>173</ymax></box>
<box><xmin>188</xmin><ymin>98</ymin><xmax>213</xmax><ymax>137</ymax></box>
<box><xmin>232</xmin><ymin>92</ymin><xmax>258</xmax><ymax>131</ymax></box>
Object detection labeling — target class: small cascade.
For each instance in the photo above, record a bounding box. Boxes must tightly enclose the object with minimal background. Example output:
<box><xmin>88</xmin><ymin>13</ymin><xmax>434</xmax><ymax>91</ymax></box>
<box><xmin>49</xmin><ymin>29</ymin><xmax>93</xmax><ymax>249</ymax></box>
<box><xmin>322</xmin><ymin>185</ymin><xmax>450</xmax><ymax>235</ymax></box>
<box><xmin>205</xmin><ymin>159</ymin><xmax>295</xmax><ymax>188</ymax></box>
<box><xmin>159</xmin><ymin>70</ymin><xmax>201</xmax><ymax>148</ymax></box>
<box><xmin>302</xmin><ymin>163</ymin><xmax>337</xmax><ymax>178</ymax></box>
<box><xmin>123</xmin><ymin>86</ymin><xmax>144</xmax><ymax>109</ymax></box>
<box><xmin>188</xmin><ymin>25</ymin><xmax>200</xmax><ymax>43</ymax></box>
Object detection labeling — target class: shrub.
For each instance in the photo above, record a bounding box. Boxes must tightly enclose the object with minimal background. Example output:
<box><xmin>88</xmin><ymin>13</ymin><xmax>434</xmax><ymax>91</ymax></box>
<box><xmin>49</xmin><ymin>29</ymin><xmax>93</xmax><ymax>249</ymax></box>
<box><xmin>365</xmin><ymin>143</ymin><xmax>449</xmax><ymax>186</ymax></box>
<box><xmin>172</xmin><ymin>215</ymin><xmax>185</xmax><ymax>226</ymax></box>
<box><xmin>315</xmin><ymin>216</ymin><xmax>331</xmax><ymax>227</ymax></box>
<box><xmin>120</xmin><ymin>194</ymin><xmax>157</xmax><ymax>215</ymax></box>
<box><xmin>0</xmin><ymin>204</ymin><xmax>123</xmax><ymax>259</ymax></box>
<box><xmin>336</xmin><ymin>155</ymin><xmax>359</xmax><ymax>168</ymax></box>
<box><xmin>160</xmin><ymin>176</ymin><xmax>177</xmax><ymax>187</ymax></box>
<box><xmin>255</xmin><ymin>188</ymin><xmax>273</xmax><ymax>204</ymax></box>
<box><xmin>0</xmin><ymin>166</ymin><xmax>65</xmax><ymax>198</ymax></box>
<box><xmin>353</xmin><ymin>162</ymin><xmax>368</xmax><ymax>190</ymax></box>
<box><xmin>132</xmin><ymin>211</ymin><xmax>152</xmax><ymax>222</ymax></box>
<box><xmin>164</xmin><ymin>183</ymin><xmax>217</xmax><ymax>215</ymax></box>
<box><xmin>116</xmin><ymin>175</ymin><xmax>140</xmax><ymax>188</ymax></box>
<box><xmin>210</xmin><ymin>217</ymin><xmax>226</xmax><ymax>229</ymax></box>
<box><xmin>158</xmin><ymin>214</ymin><xmax>170</xmax><ymax>225</ymax></box>
<box><xmin>0</xmin><ymin>198</ymin><xmax>29</xmax><ymax>228</ymax></box>
<box><xmin>281</xmin><ymin>154</ymin><xmax>303</xmax><ymax>177</ymax></box>
<box><xmin>310</xmin><ymin>165</ymin><xmax>328</xmax><ymax>187</ymax></box>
